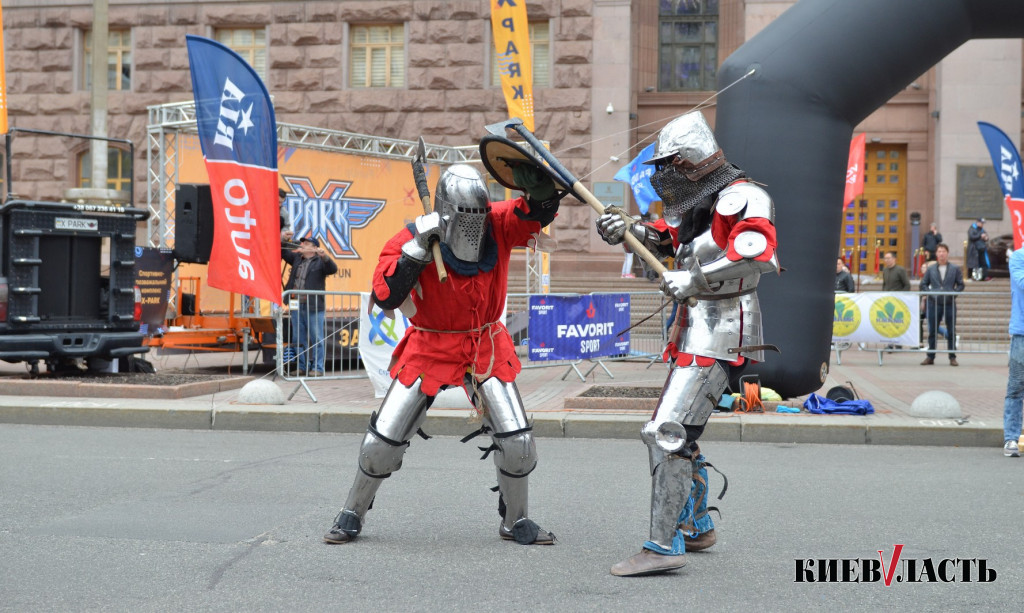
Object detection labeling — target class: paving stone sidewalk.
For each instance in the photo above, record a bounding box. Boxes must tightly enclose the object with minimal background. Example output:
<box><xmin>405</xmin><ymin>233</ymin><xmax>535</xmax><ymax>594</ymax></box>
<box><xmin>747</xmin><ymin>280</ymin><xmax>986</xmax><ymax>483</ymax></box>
<box><xmin>0</xmin><ymin>346</ymin><xmax>1012</xmax><ymax>449</ymax></box>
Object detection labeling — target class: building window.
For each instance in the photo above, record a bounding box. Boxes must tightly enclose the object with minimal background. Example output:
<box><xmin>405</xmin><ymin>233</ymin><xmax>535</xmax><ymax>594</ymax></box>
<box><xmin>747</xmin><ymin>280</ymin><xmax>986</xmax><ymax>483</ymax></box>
<box><xmin>658</xmin><ymin>0</ymin><xmax>718</xmax><ymax>91</ymax></box>
<box><xmin>82</xmin><ymin>29</ymin><xmax>132</xmax><ymax>91</ymax></box>
<box><xmin>490</xmin><ymin>21</ymin><xmax>550</xmax><ymax>87</ymax></box>
<box><xmin>215</xmin><ymin>28</ymin><xmax>267</xmax><ymax>79</ymax></box>
<box><xmin>77</xmin><ymin>148</ymin><xmax>132</xmax><ymax>192</ymax></box>
<box><xmin>350</xmin><ymin>24</ymin><xmax>405</xmax><ymax>88</ymax></box>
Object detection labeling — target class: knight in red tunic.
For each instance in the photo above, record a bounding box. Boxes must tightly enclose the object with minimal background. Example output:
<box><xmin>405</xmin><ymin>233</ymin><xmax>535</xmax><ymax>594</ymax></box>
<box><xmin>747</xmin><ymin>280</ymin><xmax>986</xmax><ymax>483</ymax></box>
<box><xmin>324</xmin><ymin>162</ymin><xmax>562</xmax><ymax>546</ymax></box>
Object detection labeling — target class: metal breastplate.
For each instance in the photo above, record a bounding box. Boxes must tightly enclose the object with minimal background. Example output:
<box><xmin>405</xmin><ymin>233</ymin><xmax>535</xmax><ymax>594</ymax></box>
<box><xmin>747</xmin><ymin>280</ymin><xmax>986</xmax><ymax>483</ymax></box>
<box><xmin>671</xmin><ymin>227</ymin><xmax>764</xmax><ymax>362</ymax></box>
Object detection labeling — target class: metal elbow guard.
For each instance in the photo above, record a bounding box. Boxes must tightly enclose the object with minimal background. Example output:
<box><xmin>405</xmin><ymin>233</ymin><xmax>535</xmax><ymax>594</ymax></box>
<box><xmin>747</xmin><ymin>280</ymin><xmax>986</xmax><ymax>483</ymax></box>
<box><xmin>699</xmin><ymin>251</ymin><xmax>780</xmax><ymax>285</ymax></box>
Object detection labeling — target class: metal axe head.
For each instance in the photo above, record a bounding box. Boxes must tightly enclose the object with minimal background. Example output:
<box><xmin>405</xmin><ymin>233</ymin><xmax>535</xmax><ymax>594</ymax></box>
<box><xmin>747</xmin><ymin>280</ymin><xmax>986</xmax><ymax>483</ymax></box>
<box><xmin>415</xmin><ymin>136</ymin><xmax>427</xmax><ymax>164</ymax></box>
<box><xmin>484</xmin><ymin>117</ymin><xmax>525</xmax><ymax>138</ymax></box>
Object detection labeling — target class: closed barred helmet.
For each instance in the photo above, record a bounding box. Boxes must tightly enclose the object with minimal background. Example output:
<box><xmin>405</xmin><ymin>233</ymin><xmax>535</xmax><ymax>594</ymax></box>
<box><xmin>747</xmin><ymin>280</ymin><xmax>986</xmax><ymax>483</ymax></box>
<box><xmin>434</xmin><ymin>164</ymin><xmax>491</xmax><ymax>262</ymax></box>
<box><xmin>644</xmin><ymin>111</ymin><xmax>743</xmax><ymax>227</ymax></box>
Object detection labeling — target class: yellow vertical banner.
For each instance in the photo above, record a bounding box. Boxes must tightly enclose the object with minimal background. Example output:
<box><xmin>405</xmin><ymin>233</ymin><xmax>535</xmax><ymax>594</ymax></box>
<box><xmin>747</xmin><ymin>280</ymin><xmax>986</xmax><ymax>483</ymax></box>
<box><xmin>490</xmin><ymin>0</ymin><xmax>534</xmax><ymax>132</ymax></box>
<box><xmin>0</xmin><ymin>2</ymin><xmax>7</xmax><ymax>133</ymax></box>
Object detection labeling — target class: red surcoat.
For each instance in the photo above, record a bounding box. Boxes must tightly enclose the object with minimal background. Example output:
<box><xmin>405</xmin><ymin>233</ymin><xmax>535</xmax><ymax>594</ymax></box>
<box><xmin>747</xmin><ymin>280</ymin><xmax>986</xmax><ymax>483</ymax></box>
<box><xmin>372</xmin><ymin>197</ymin><xmax>540</xmax><ymax>396</ymax></box>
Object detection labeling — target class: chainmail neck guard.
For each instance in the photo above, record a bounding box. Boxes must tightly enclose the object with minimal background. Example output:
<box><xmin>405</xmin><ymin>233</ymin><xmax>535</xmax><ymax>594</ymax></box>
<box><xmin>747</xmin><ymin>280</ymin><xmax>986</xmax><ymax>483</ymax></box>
<box><xmin>652</xmin><ymin>162</ymin><xmax>746</xmax><ymax>225</ymax></box>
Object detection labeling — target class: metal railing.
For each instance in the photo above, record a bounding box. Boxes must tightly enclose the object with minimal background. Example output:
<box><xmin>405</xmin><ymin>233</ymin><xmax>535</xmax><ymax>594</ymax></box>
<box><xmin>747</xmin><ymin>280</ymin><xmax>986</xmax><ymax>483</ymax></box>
<box><xmin>274</xmin><ymin>290</ymin><xmax>366</xmax><ymax>401</ymax></box>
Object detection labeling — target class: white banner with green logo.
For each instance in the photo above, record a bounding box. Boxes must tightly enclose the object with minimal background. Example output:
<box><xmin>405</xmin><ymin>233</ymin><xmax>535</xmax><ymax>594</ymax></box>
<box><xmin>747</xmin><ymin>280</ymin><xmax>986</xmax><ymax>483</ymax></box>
<box><xmin>832</xmin><ymin>292</ymin><xmax>920</xmax><ymax>346</ymax></box>
<box><xmin>358</xmin><ymin>292</ymin><xmax>497</xmax><ymax>409</ymax></box>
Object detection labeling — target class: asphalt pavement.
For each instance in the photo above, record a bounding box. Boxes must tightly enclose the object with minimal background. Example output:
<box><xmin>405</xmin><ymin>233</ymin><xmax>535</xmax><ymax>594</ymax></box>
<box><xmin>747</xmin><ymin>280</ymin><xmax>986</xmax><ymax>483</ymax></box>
<box><xmin>0</xmin><ymin>344</ymin><xmax>1015</xmax><ymax>450</ymax></box>
<box><xmin>0</xmin><ymin>426</ymin><xmax>1019</xmax><ymax>611</ymax></box>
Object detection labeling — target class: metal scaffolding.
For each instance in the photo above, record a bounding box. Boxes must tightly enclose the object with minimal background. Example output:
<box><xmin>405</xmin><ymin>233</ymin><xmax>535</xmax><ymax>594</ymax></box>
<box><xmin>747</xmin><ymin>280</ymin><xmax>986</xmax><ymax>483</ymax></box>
<box><xmin>145</xmin><ymin>99</ymin><xmax>545</xmax><ymax>293</ymax></box>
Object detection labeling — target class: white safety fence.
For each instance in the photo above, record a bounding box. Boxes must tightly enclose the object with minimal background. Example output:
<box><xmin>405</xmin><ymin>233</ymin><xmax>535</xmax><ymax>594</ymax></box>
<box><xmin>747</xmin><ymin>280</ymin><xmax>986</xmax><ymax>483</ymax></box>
<box><xmin>832</xmin><ymin>290</ymin><xmax>1010</xmax><ymax>365</ymax></box>
<box><xmin>273</xmin><ymin>290</ymin><xmax>366</xmax><ymax>400</ymax></box>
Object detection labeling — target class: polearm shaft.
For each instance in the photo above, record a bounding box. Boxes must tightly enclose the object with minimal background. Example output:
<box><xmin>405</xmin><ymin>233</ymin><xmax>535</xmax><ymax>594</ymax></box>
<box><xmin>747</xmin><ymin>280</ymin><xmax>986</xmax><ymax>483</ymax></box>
<box><xmin>484</xmin><ymin>118</ymin><xmax>699</xmax><ymax>306</ymax></box>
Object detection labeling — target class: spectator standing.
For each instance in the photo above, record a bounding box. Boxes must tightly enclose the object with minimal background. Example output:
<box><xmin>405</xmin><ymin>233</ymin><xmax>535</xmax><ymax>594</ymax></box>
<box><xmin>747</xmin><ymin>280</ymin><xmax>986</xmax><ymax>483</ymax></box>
<box><xmin>921</xmin><ymin>222</ymin><xmax>942</xmax><ymax>261</ymax></box>
<box><xmin>835</xmin><ymin>257</ymin><xmax>855</xmax><ymax>292</ymax></box>
<box><xmin>966</xmin><ymin>218</ymin><xmax>989</xmax><ymax>281</ymax></box>
<box><xmin>1003</xmin><ymin>248</ymin><xmax>1024</xmax><ymax>457</ymax></box>
<box><xmin>881</xmin><ymin>251</ymin><xmax>910</xmax><ymax>291</ymax></box>
<box><xmin>279</xmin><ymin>188</ymin><xmax>293</xmax><ymax>242</ymax></box>
<box><xmin>282</xmin><ymin>237</ymin><xmax>337</xmax><ymax>376</ymax></box>
<box><xmin>919</xmin><ymin>244</ymin><xmax>964</xmax><ymax>366</ymax></box>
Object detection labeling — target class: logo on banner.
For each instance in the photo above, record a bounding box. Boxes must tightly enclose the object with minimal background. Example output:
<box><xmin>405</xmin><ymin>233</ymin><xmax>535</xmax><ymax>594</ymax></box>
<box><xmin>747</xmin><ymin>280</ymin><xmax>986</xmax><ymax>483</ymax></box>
<box><xmin>833</xmin><ymin>296</ymin><xmax>861</xmax><ymax>337</ymax></box>
<box><xmin>529</xmin><ymin>294</ymin><xmax>629</xmax><ymax>360</ymax></box>
<box><xmin>283</xmin><ymin>176</ymin><xmax>386</xmax><ymax>259</ymax></box>
<box><xmin>367</xmin><ymin>308</ymin><xmax>405</xmax><ymax>347</ymax></box>
<box><xmin>869</xmin><ymin>296</ymin><xmax>911</xmax><ymax>338</ymax></box>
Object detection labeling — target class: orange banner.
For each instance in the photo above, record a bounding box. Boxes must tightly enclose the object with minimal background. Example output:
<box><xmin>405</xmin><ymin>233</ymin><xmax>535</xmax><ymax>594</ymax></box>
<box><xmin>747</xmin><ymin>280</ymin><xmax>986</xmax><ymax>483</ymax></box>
<box><xmin>174</xmin><ymin>135</ymin><xmax>440</xmax><ymax>310</ymax></box>
<box><xmin>490</xmin><ymin>0</ymin><xmax>534</xmax><ymax>132</ymax></box>
<box><xmin>0</xmin><ymin>3</ymin><xmax>8</xmax><ymax>134</ymax></box>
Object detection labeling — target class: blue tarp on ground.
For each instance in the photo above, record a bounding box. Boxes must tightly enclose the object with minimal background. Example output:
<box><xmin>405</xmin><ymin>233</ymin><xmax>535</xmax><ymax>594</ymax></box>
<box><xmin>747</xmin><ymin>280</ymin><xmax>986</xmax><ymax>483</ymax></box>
<box><xmin>803</xmin><ymin>393</ymin><xmax>875</xmax><ymax>415</ymax></box>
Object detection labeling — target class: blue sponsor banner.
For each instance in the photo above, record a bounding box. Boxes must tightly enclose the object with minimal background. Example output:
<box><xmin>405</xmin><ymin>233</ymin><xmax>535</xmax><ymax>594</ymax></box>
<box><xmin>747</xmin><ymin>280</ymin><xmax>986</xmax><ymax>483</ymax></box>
<box><xmin>528</xmin><ymin>294</ymin><xmax>630</xmax><ymax>361</ymax></box>
<box><xmin>977</xmin><ymin>121</ymin><xmax>1024</xmax><ymax>200</ymax></box>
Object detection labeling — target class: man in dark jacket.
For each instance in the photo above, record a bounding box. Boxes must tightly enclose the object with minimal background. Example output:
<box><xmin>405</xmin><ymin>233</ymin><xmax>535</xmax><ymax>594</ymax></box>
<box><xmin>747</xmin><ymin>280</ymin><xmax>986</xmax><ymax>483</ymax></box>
<box><xmin>919</xmin><ymin>243</ymin><xmax>964</xmax><ymax>366</ymax></box>
<box><xmin>921</xmin><ymin>223</ymin><xmax>942</xmax><ymax>261</ymax></box>
<box><xmin>881</xmin><ymin>251</ymin><xmax>910</xmax><ymax>291</ymax></box>
<box><xmin>835</xmin><ymin>257</ymin><xmax>855</xmax><ymax>292</ymax></box>
<box><xmin>966</xmin><ymin>218</ymin><xmax>989</xmax><ymax>281</ymax></box>
<box><xmin>282</xmin><ymin>237</ymin><xmax>338</xmax><ymax>376</ymax></box>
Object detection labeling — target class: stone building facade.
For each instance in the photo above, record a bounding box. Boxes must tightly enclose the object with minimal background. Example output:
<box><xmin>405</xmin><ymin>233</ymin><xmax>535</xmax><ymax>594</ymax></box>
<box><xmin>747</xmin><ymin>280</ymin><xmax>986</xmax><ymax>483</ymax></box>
<box><xmin>2</xmin><ymin>0</ymin><xmax>1021</xmax><ymax>273</ymax></box>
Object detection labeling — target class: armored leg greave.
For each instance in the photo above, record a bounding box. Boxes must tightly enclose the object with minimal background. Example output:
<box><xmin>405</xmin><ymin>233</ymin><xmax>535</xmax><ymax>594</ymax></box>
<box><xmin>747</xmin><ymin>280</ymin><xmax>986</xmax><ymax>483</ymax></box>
<box><xmin>473</xmin><ymin>377</ymin><xmax>537</xmax><ymax>531</ymax></box>
<box><xmin>640</xmin><ymin>363</ymin><xmax>728</xmax><ymax>553</ymax></box>
<box><xmin>342</xmin><ymin>378</ymin><xmax>433</xmax><ymax>521</ymax></box>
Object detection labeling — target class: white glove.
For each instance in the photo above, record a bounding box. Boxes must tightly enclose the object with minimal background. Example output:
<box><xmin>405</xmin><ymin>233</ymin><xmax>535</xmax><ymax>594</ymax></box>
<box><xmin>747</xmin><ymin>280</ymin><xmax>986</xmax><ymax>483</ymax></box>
<box><xmin>413</xmin><ymin>212</ymin><xmax>446</xmax><ymax>251</ymax></box>
<box><xmin>596</xmin><ymin>213</ymin><xmax>628</xmax><ymax>245</ymax></box>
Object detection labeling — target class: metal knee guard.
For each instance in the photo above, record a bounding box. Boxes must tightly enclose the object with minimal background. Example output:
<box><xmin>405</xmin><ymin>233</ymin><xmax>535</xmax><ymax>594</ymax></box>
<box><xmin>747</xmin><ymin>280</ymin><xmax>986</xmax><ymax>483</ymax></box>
<box><xmin>474</xmin><ymin>378</ymin><xmax>537</xmax><ymax>528</ymax></box>
<box><xmin>342</xmin><ymin>377</ymin><xmax>434</xmax><ymax>518</ymax></box>
<box><xmin>641</xmin><ymin>362</ymin><xmax>728</xmax><ymax>455</ymax></box>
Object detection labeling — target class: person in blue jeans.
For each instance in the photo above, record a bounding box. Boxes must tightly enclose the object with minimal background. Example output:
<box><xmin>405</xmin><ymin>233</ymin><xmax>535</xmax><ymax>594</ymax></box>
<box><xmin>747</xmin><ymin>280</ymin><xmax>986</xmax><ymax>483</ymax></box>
<box><xmin>282</xmin><ymin>237</ymin><xmax>337</xmax><ymax>376</ymax></box>
<box><xmin>1003</xmin><ymin>248</ymin><xmax>1024</xmax><ymax>457</ymax></box>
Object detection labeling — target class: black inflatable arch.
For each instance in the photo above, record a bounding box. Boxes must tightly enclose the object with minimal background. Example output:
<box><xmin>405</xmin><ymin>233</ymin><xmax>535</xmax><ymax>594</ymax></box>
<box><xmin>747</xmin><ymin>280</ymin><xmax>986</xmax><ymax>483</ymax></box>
<box><xmin>714</xmin><ymin>0</ymin><xmax>1024</xmax><ymax>398</ymax></box>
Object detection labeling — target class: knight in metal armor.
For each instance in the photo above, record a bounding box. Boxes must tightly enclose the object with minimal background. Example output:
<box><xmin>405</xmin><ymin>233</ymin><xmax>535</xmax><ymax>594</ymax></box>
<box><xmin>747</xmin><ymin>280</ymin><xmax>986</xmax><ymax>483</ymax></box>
<box><xmin>323</xmin><ymin>163</ymin><xmax>562</xmax><ymax>546</ymax></box>
<box><xmin>596</xmin><ymin>112</ymin><xmax>780</xmax><ymax>576</ymax></box>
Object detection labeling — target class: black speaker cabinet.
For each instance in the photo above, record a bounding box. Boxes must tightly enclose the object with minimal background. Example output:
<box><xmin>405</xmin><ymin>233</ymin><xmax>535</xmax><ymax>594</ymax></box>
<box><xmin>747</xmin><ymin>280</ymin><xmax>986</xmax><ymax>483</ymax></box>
<box><xmin>174</xmin><ymin>183</ymin><xmax>214</xmax><ymax>264</ymax></box>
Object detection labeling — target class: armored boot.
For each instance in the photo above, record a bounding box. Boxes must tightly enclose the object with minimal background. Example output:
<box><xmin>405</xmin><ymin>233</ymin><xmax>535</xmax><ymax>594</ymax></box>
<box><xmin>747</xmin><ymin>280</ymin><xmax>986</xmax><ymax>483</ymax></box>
<box><xmin>324</xmin><ymin>379</ymin><xmax>431</xmax><ymax>544</ymax></box>
<box><xmin>475</xmin><ymin>377</ymin><xmax>556</xmax><ymax>545</ymax></box>
<box><xmin>611</xmin><ymin>449</ymin><xmax>691</xmax><ymax>576</ymax></box>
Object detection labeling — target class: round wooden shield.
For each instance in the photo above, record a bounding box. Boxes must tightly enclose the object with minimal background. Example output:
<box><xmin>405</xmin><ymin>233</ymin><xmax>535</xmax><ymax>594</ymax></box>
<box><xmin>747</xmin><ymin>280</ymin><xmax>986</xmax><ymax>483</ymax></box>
<box><xmin>479</xmin><ymin>134</ymin><xmax>570</xmax><ymax>192</ymax></box>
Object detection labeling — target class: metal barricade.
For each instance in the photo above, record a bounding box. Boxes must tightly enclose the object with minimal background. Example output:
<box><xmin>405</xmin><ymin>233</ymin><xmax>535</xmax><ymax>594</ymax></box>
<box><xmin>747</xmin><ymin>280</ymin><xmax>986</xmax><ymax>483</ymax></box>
<box><xmin>506</xmin><ymin>290</ymin><xmax>669</xmax><ymax>381</ymax></box>
<box><xmin>831</xmin><ymin>290</ymin><xmax>1011</xmax><ymax>365</ymax></box>
<box><xmin>274</xmin><ymin>290</ymin><xmax>368</xmax><ymax>401</ymax></box>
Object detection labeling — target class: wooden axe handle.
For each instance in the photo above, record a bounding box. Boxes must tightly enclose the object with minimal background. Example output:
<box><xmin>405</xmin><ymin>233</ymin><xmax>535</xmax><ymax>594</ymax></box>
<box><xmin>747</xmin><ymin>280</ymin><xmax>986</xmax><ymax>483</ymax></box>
<box><xmin>572</xmin><ymin>180</ymin><xmax>697</xmax><ymax>306</ymax></box>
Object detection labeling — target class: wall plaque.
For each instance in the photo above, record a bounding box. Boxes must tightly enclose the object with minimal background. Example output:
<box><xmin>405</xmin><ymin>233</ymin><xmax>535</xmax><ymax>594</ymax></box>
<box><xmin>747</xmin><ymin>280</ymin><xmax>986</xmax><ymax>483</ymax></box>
<box><xmin>955</xmin><ymin>164</ymin><xmax>1003</xmax><ymax>220</ymax></box>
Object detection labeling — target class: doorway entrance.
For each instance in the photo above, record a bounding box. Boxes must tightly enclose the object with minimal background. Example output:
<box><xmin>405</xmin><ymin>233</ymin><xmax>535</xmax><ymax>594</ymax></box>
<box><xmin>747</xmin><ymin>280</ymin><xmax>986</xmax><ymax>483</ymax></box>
<box><xmin>841</xmin><ymin>144</ymin><xmax>908</xmax><ymax>278</ymax></box>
